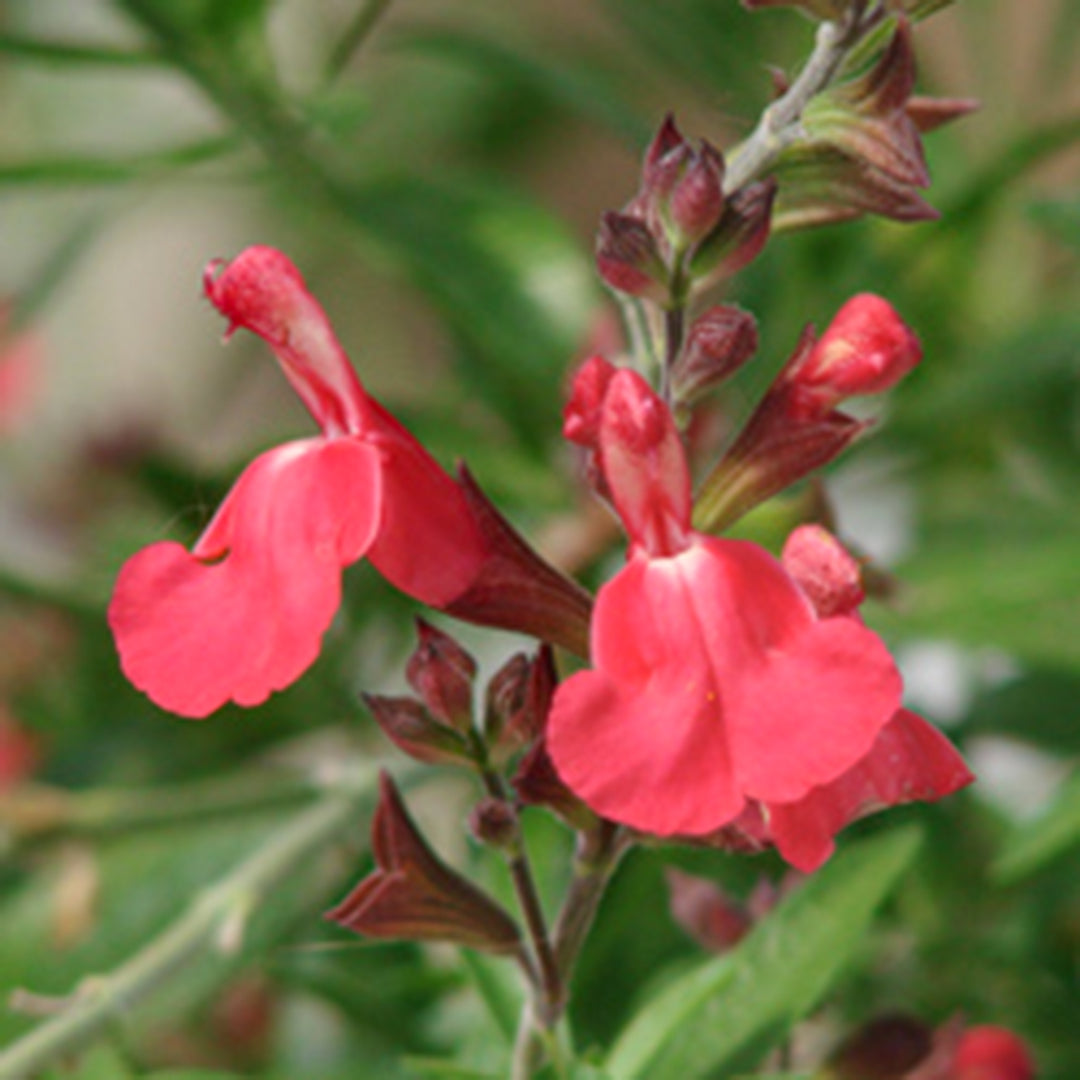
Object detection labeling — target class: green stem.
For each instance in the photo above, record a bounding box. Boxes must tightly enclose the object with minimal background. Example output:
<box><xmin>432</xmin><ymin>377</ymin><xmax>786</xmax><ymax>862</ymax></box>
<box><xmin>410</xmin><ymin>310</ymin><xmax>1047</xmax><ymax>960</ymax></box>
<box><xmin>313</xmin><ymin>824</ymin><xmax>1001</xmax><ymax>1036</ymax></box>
<box><xmin>552</xmin><ymin>823</ymin><xmax>631</xmax><ymax>978</ymax></box>
<box><xmin>0</xmin><ymin>773</ymin><xmax>378</xmax><ymax>1080</ymax></box>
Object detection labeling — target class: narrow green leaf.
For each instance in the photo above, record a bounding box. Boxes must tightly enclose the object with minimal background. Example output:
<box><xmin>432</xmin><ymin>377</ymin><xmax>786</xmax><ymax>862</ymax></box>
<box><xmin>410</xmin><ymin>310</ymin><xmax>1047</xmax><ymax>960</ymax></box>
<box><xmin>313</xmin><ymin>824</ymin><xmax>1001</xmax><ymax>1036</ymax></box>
<box><xmin>0</xmin><ymin>33</ymin><xmax>162</xmax><ymax>66</ymax></box>
<box><xmin>605</xmin><ymin>827</ymin><xmax>923</xmax><ymax>1080</ymax></box>
<box><xmin>0</xmin><ymin>136</ymin><xmax>238</xmax><ymax>188</ymax></box>
<box><xmin>993</xmin><ymin>767</ymin><xmax>1080</xmax><ymax>884</ymax></box>
<box><xmin>459</xmin><ymin>950</ymin><xmax>522</xmax><ymax>1045</ymax></box>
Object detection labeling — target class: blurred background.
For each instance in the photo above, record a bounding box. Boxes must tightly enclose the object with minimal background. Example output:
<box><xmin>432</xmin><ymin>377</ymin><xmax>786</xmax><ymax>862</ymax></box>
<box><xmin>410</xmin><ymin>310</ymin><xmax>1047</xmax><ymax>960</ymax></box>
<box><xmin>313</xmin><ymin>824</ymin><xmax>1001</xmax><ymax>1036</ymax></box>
<box><xmin>0</xmin><ymin>1</ymin><xmax>1077</xmax><ymax>1077</ymax></box>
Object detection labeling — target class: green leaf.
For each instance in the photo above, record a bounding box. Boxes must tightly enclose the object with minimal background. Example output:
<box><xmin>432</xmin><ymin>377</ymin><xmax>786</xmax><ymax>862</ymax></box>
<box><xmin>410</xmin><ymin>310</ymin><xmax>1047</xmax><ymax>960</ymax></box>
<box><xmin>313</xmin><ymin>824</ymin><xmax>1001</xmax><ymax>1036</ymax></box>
<box><xmin>341</xmin><ymin>174</ymin><xmax>595</xmax><ymax>451</ymax></box>
<box><xmin>402</xmin><ymin>1061</ymin><xmax>502</xmax><ymax>1079</ymax></box>
<box><xmin>604</xmin><ymin>827</ymin><xmax>923</xmax><ymax>1080</ymax></box>
<box><xmin>993</xmin><ymin>767</ymin><xmax>1080</xmax><ymax>884</ymax></box>
<box><xmin>459</xmin><ymin>950</ymin><xmax>521</xmax><ymax>1045</ymax></box>
<box><xmin>142</xmin><ymin>1073</ymin><xmax>247</xmax><ymax>1079</ymax></box>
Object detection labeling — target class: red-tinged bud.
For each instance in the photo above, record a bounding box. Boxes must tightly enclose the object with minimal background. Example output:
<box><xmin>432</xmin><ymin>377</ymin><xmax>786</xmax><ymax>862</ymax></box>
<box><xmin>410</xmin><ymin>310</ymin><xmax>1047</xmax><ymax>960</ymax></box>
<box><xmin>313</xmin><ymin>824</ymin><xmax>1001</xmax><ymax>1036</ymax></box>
<box><xmin>326</xmin><ymin>772</ymin><xmax>521</xmax><ymax>954</ymax></box>
<box><xmin>406</xmin><ymin>619</ymin><xmax>477</xmax><ymax>733</ymax></box>
<box><xmin>644</xmin><ymin>113</ymin><xmax>685</xmax><ymax>173</ymax></box>
<box><xmin>793</xmin><ymin>293</ymin><xmax>922</xmax><ymax>408</ymax></box>
<box><xmin>827</xmin><ymin>1014</ymin><xmax>937</xmax><ymax>1079</ymax></box>
<box><xmin>595</xmin><ymin>211</ymin><xmax>669</xmax><ymax>302</ymax></box>
<box><xmin>513</xmin><ymin>737</ymin><xmax>599</xmax><ymax>831</ymax></box>
<box><xmin>782</xmin><ymin>524</ymin><xmax>865</xmax><ymax>617</ymax></box>
<box><xmin>490</xmin><ymin>645</ymin><xmax>557</xmax><ymax>762</ymax></box>
<box><xmin>772</xmin><ymin>144</ymin><xmax>938</xmax><ymax>231</ymax></box>
<box><xmin>667</xmin><ymin>141</ymin><xmax>726</xmax><ymax>248</ymax></box>
<box><xmin>484</xmin><ymin>652</ymin><xmax>532</xmax><ymax>752</ymax></box>
<box><xmin>363</xmin><ymin>693</ymin><xmax>474</xmax><ymax>768</ymax></box>
<box><xmin>665</xmin><ymin>868</ymin><xmax>752</xmax><ymax>953</ymax></box>
<box><xmin>688</xmin><ymin>178</ymin><xmax>776</xmax><ymax>289</ymax></box>
<box><xmin>443</xmin><ymin>466</ymin><xmax>593</xmax><ymax>659</ymax></box>
<box><xmin>672</xmin><ymin>305</ymin><xmax>759</xmax><ymax>406</ymax></box>
<box><xmin>951</xmin><ymin>1027</ymin><xmax>1035</xmax><ymax>1080</ymax></box>
<box><xmin>468</xmin><ymin>796</ymin><xmax>519</xmax><ymax>851</ymax></box>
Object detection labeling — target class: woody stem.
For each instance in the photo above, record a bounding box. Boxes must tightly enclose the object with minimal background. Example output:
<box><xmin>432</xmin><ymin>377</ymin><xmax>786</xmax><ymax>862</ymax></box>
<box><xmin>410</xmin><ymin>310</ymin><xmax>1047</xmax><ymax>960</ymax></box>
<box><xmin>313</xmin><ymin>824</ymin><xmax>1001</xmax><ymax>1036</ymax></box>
<box><xmin>469</xmin><ymin>740</ymin><xmax>564</xmax><ymax>1029</ymax></box>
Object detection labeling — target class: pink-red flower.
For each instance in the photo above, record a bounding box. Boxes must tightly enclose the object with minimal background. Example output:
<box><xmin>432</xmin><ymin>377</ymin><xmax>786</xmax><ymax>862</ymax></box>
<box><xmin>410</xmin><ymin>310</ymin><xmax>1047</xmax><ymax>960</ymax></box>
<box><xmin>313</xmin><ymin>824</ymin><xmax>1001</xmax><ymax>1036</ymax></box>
<box><xmin>548</xmin><ymin>358</ymin><xmax>969</xmax><ymax>868</ymax></box>
<box><xmin>109</xmin><ymin>247</ymin><xmax>489</xmax><ymax>718</ymax></box>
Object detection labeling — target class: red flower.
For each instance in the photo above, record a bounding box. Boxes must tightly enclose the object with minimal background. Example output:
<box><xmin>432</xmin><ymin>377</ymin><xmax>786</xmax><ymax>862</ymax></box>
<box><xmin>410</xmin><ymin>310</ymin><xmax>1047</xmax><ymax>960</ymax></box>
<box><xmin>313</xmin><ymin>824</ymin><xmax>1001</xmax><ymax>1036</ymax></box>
<box><xmin>548</xmin><ymin>359</ymin><xmax>907</xmax><ymax>842</ymax></box>
<box><xmin>951</xmin><ymin>1025</ymin><xmax>1034</xmax><ymax>1080</ymax></box>
<box><xmin>108</xmin><ymin>247</ymin><xmax>488</xmax><ymax>717</ymax></box>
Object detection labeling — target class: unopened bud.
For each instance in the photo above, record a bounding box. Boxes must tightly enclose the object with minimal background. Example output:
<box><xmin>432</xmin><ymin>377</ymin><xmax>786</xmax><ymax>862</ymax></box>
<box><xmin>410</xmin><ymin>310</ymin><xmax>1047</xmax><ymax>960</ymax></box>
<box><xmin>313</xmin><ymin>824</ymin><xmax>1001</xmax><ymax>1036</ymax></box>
<box><xmin>668</xmin><ymin>141</ymin><xmax>726</xmax><ymax>248</ymax></box>
<box><xmin>952</xmin><ymin>1025</ymin><xmax>1035</xmax><ymax>1080</ymax></box>
<box><xmin>468</xmin><ymin>797</ymin><xmax>519</xmax><ymax>851</ymax></box>
<box><xmin>827</xmin><ymin>1013</ymin><xmax>935</xmax><ymax>1080</ymax></box>
<box><xmin>490</xmin><ymin>645</ymin><xmax>557</xmax><ymax>762</ymax></box>
<box><xmin>484</xmin><ymin>652</ymin><xmax>532</xmax><ymax>750</ymax></box>
<box><xmin>595</xmin><ymin>211</ymin><xmax>669</xmax><ymax>301</ymax></box>
<box><xmin>363</xmin><ymin>693</ymin><xmax>473</xmax><ymax>768</ymax></box>
<box><xmin>781</xmin><ymin>524</ymin><xmax>865</xmax><ymax>618</ymax></box>
<box><xmin>406</xmin><ymin>619</ymin><xmax>477</xmax><ymax>732</ymax></box>
<box><xmin>792</xmin><ymin>293</ymin><xmax>921</xmax><ymax>407</ymax></box>
<box><xmin>688</xmin><ymin>178</ymin><xmax>776</xmax><ymax>289</ymax></box>
<box><xmin>672</xmin><ymin>305</ymin><xmax>758</xmax><ymax>405</ymax></box>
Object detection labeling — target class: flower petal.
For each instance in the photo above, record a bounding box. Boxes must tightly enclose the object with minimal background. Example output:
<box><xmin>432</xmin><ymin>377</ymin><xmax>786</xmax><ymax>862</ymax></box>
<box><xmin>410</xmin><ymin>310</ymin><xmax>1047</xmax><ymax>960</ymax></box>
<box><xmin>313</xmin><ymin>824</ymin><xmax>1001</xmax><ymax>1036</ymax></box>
<box><xmin>548</xmin><ymin>537</ymin><xmax>902</xmax><ymax>836</ymax></box>
<box><xmin>109</xmin><ymin>438</ymin><xmax>381</xmax><ymax>717</ymax></box>
<box><xmin>766</xmin><ymin>708</ymin><xmax>973</xmax><ymax>872</ymax></box>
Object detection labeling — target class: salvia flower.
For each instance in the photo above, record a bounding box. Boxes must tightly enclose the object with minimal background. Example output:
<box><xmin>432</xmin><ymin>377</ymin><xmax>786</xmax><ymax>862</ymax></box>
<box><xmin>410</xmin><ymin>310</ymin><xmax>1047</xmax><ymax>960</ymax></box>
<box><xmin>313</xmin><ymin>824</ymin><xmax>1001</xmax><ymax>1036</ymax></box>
<box><xmin>709</xmin><ymin>525</ymin><xmax>971</xmax><ymax>871</ymax></box>
<box><xmin>108</xmin><ymin>246</ymin><xmax>492</xmax><ymax>718</ymax></box>
<box><xmin>546</xmin><ymin>358</ymin><xmax>911</xmax><ymax>845</ymax></box>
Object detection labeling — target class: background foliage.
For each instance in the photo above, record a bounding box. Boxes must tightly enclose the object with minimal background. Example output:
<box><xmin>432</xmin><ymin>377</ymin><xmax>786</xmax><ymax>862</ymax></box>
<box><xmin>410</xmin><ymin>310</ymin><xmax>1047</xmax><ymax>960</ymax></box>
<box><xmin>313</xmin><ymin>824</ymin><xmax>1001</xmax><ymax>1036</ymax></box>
<box><xmin>0</xmin><ymin>0</ymin><xmax>1077</xmax><ymax>1077</ymax></box>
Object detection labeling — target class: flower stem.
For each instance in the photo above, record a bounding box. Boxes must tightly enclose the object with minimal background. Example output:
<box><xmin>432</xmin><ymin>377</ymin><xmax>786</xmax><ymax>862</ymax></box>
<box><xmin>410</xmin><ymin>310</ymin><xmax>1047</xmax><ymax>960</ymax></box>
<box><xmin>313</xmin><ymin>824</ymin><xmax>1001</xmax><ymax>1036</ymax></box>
<box><xmin>324</xmin><ymin>0</ymin><xmax>396</xmax><ymax>86</ymax></box>
<box><xmin>0</xmin><ymin>771</ymin><xmax>380</xmax><ymax>1080</ymax></box>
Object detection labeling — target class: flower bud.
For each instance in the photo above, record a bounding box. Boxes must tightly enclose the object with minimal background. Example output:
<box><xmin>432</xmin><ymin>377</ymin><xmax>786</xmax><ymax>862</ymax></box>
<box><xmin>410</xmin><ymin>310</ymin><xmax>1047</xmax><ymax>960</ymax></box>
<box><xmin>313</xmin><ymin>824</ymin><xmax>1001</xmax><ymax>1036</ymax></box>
<box><xmin>781</xmin><ymin>524</ymin><xmax>865</xmax><ymax>618</ymax></box>
<box><xmin>806</xmin><ymin>22</ymin><xmax>928</xmax><ymax>190</ymax></box>
<box><xmin>326</xmin><ymin>772</ymin><xmax>521</xmax><ymax>954</ymax></box>
<box><xmin>952</xmin><ymin>1025</ymin><xmax>1034</xmax><ymax>1080</ymax></box>
<box><xmin>688</xmin><ymin>178</ymin><xmax>776</xmax><ymax>289</ymax></box>
<box><xmin>595</xmin><ymin>211</ymin><xmax>669</xmax><ymax>302</ymax></box>
<box><xmin>468</xmin><ymin>796</ymin><xmax>519</xmax><ymax>851</ymax></box>
<box><xmin>793</xmin><ymin>293</ymin><xmax>921</xmax><ymax>408</ymax></box>
<box><xmin>672</xmin><ymin>305</ymin><xmax>758</xmax><ymax>405</ymax></box>
<box><xmin>484</xmin><ymin>652</ymin><xmax>532</xmax><ymax>750</ymax></box>
<box><xmin>827</xmin><ymin>1013</ymin><xmax>936</xmax><ymax>1079</ymax></box>
<box><xmin>363</xmin><ymin>693</ymin><xmax>473</xmax><ymax>768</ymax></box>
<box><xmin>406</xmin><ymin>619</ymin><xmax>477</xmax><ymax>732</ymax></box>
<box><xmin>489</xmin><ymin>645</ymin><xmax>557</xmax><ymax>762</ymax></box>
<box><xmin>667</xmin><ymin>141</ymin><xmax>726</xmax><ymax>249</ymax></box>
